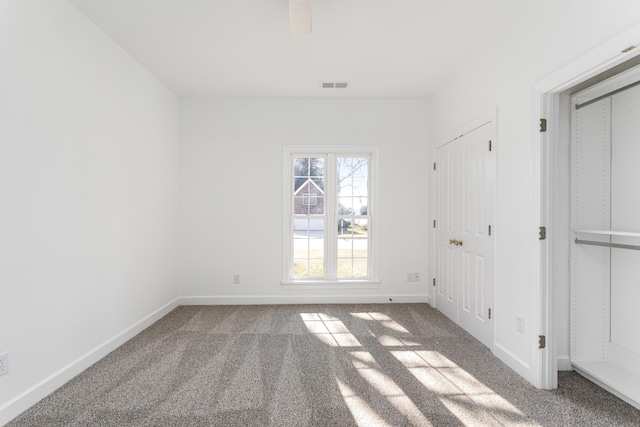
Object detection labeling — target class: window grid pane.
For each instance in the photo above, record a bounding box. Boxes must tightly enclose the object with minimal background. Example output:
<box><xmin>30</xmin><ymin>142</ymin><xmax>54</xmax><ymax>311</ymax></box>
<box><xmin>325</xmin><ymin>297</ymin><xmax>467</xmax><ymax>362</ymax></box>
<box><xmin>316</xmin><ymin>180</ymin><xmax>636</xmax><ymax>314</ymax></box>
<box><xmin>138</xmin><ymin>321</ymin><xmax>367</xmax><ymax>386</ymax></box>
<box><xmin>336</xmin><ymin>155</ymin><xmax>369</xmax><ymax>278</ymax></box>
<box><xmin>337</xmin><ymin>231</ymin><xmax>368</xmax><ymax>278</ymax></box>
<box><xmin>293</xmin><ymin>218</ymin><xmax>325</xmax><ymax>279</ymax></box>
<box><xmin>294</xmin><ymin>157</ymin><xmax>325</xmax><ymax>216</ymax></box>
<box><xmin>337</xmin><ymin>157</ymin><xmax>368</xmax><ymax>217</ymax></box>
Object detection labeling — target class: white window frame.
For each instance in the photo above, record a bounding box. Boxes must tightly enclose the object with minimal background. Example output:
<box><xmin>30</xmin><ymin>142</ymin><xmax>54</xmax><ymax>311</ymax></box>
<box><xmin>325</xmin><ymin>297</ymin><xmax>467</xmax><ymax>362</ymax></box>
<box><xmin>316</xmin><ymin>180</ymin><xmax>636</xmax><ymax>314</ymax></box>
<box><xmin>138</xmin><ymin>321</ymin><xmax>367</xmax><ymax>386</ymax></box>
<box><xmin>282</xmin><ymin>145</ymin><xmax>380</xmax><ymax>288</ymax></box>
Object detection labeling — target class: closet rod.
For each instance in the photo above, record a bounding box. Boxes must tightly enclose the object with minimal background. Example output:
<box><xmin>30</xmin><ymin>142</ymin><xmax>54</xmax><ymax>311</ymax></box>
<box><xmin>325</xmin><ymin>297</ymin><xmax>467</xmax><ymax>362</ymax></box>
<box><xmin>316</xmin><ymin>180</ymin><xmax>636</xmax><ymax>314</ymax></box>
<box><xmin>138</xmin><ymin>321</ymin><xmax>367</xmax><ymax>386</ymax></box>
<box><xmin>575</xmin><ymin>79</ymin><xmax>640</xmax><ymax>110</ymax></box>
<box><xmin>574</xmin><ymin>238</ymin><xmax>640</xmax><ymax>251</ymax></box>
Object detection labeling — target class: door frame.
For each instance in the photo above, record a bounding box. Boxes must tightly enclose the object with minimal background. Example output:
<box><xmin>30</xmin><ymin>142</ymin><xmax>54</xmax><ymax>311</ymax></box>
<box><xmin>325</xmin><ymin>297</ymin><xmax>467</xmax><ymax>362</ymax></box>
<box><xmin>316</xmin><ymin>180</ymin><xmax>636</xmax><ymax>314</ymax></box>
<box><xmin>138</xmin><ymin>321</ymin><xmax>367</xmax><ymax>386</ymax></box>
<box><xmin>430</xmin><ymin>108</ymin><xmax>497</xmax><ymax>351</ymax></box>
<box><xmin>533</xmin><ymin>23</ymin><xmax>640</xmax><ymax>389</ymax></box>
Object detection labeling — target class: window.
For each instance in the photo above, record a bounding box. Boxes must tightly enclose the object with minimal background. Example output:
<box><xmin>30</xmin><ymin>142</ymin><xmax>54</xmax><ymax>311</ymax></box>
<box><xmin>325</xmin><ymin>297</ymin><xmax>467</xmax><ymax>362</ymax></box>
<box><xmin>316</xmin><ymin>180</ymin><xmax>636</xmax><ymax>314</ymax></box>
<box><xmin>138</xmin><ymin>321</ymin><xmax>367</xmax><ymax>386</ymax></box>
<box><xmin>302</xmin><ymin>193</ymin><xmax>317</xmax><ymax>206</ymax></box>
<box><xmin>282</xmin><ymin>146</ymin><xmax>379</xmax><ymax>286</ymax></box>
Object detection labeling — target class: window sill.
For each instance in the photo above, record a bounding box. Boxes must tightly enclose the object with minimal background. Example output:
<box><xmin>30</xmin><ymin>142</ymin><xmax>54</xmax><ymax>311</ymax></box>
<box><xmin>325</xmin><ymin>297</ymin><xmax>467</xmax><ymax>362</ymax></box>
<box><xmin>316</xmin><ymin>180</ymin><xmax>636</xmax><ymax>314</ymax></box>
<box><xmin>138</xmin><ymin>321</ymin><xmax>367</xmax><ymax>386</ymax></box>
<box><xmin>281</xmin><ymin>280</ymin><xmax>381</xmax><ymax>290</ymax></box>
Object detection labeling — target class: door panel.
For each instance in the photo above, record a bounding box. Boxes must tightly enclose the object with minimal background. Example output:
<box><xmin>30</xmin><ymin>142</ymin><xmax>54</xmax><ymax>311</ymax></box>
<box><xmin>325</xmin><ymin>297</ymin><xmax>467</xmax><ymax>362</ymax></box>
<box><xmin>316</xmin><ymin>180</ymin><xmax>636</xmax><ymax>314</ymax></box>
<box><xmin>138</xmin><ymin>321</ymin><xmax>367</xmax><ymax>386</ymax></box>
<box><xmin>475</xmin><ymin>254</ymin><xmax>486</xmax><ymax>319</ymax></box>
<box><xmin>462</xmin><ymin>250</ymin><xmax>471</xmax><ymax>312</ymax></box>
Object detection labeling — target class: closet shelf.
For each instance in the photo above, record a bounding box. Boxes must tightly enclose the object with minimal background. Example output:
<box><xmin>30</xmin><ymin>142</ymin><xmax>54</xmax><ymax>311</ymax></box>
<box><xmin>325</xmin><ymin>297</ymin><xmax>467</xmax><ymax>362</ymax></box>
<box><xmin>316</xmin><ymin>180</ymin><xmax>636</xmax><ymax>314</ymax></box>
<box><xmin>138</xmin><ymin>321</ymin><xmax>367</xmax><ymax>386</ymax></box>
<box><xmin>573</xmin><ymin>361</ymin><xmax>640</xmax><ymax>409</ymax></box>
<box><xmin>572</xmin><ymin>228</ymin><xmax>640</xmax><ymax>237</ymax></box>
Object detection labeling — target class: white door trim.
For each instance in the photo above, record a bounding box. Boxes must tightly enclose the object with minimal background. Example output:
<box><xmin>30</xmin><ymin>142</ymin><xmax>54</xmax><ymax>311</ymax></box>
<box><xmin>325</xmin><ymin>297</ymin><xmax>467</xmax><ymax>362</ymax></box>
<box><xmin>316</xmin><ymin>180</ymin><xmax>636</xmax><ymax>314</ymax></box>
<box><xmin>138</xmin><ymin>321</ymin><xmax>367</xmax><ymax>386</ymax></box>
<box><xmin>533</xmin><ymin>22</ymin><xmax>640</xmax><ymax>389</ymax></box>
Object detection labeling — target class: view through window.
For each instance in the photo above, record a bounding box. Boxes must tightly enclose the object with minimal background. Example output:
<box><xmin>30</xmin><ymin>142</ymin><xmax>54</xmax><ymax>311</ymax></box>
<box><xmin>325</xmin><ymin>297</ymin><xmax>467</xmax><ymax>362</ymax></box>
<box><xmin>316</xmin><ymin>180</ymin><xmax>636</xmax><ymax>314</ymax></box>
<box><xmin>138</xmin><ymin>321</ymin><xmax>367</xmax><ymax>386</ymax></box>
<box><xmin>288</xmin><ymin>151</ymin><xmax>373</xmax><ymax>282</ymax></box>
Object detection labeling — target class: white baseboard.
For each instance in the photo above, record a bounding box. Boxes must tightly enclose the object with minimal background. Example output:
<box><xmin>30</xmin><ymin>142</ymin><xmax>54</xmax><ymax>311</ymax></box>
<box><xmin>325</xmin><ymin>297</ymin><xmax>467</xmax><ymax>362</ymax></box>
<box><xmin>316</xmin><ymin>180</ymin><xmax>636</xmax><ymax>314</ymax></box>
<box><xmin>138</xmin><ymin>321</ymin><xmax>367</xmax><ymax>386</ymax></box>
<box><xmin>557</xmin><ymin>355</ymin><xmax>572</xmax><ymax>371</ymax></box>
<box><xmin>493</xmin><ymin>342</ymin><xmax>533</xmax><ymax>385</ymax></box>
<box><xmin>0</xmin><ymin>298</ymin><xmax>180</xmax><ymax>427</ymax></box>
<box><xmin>179</xmin><ymin>294</ymin><xmax>430</xmax><ymax>305</ymax></box>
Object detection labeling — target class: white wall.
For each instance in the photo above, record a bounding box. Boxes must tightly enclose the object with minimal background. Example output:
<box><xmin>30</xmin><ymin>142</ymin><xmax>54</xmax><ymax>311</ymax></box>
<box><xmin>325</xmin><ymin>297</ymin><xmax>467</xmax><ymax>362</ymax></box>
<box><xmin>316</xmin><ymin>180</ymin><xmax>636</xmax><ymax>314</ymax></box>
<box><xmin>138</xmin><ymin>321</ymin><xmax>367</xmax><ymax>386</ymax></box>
<box><xmin>178</xmin><ymin>99</ymin><xmax>429</xmax><ymax>302</ymax></box>
<box><xmin>427</xmin><ymin>2</ymin><xmax>640</xmax><ymax>383</ymax></box>
<box><xmin>0</xmin><ymin>1</ymin><xmax>180</xmax><ymax>422</ymax></box>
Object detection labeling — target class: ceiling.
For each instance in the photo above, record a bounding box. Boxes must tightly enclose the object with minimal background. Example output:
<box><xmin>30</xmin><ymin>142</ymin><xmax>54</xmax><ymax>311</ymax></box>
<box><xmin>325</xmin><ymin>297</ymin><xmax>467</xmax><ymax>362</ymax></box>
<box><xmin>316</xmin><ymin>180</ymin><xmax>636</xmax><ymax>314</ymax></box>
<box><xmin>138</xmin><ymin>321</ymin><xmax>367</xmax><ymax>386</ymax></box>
<box><xmin>67</xmin><ymin>0</ymin><xmax>510</xmax><ymax>98</ymax></box>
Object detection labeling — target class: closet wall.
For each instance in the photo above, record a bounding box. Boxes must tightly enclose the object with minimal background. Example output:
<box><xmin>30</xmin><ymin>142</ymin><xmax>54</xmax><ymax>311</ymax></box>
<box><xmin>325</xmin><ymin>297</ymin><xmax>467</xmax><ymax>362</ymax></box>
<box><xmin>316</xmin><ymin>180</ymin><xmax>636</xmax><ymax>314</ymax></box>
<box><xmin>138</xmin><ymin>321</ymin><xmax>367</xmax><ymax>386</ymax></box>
<box><xmin>610</xmin><ymin>87</ymin><xmax>640</xmax><ymax>360</ymax></box>
<box><xmin>571</xmin><ymin>67</ymin><xmax>640</xmax><ymax>408</ymax></box>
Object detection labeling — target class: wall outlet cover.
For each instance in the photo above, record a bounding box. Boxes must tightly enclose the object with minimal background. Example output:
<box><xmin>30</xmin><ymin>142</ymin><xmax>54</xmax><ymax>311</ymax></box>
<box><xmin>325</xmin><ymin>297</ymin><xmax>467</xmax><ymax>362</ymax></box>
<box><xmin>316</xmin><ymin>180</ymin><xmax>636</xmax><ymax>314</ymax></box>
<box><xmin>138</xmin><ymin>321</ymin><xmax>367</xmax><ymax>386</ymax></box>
<box><xmin>0</xmin><ymin>352</ymin><xmax>8</xmax><ymax>377</ymax></box>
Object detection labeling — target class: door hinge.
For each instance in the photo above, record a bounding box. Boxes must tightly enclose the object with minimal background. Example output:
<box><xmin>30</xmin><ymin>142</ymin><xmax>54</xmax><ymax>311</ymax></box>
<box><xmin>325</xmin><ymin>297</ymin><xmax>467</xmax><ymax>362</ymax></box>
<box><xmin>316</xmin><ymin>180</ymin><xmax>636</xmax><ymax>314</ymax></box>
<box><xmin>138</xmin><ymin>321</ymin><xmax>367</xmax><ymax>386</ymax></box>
<box><xmin>488</xmin><ymin>225</ymin><xmax>492</xmax><ymax>236</ymax></box>
<box><xmin>539</xmin><ymin>118</ymin><xmax>547</xmax><ymax>132</ymax></box>
<box><xmin>433</xmin><ymin>278</ymin><xmax>436</xmax><ymax>287</ymax></box>
<box><xmin>489</xmin><ymin>140</ymin><xmax>492</xmax><ymax>151</ymax></box>
<box><xmin>488</xmin><ymin>308</ymin><xmax>492</xmax><ymax>319</ymax></box>
<box><xmin>539</xmin><ymin>226</ymin><xmax>547</xmax><ymax>240</ymax></box>
<box><xmin>538</xmin><ymin>335</ymin><xmax>546</xmax><ymax>349</ymax></box>
<box><xmin>433</xmin><ymin>220</ymin><xmax>436</xmax><ymax>228</ymax></box>
<box><xmin>433</xmin><ymin>162</ymin><xmax>437</xmax><ymax>171</ymax></box>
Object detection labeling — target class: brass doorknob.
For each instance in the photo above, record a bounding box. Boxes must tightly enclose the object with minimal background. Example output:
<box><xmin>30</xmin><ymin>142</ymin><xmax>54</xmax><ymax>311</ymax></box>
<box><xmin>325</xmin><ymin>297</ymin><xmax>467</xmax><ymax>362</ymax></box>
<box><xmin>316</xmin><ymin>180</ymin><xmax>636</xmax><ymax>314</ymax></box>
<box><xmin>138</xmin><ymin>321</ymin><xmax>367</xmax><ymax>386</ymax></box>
<box><xmin>449</xmin><ymin>238</ymin><xmax>463</xmax><ymax>246</ymax></box>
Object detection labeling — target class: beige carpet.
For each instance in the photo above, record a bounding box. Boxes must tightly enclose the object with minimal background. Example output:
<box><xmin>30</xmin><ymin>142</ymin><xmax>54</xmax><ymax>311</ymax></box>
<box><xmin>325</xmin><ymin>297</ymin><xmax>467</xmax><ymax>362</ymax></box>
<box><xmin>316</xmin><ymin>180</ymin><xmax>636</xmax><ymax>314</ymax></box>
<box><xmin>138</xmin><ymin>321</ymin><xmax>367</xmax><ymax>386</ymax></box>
<box><xmin>8</xmin><ymin>304</ymin><xmax>640</xmax><ymax>426</ymax></box>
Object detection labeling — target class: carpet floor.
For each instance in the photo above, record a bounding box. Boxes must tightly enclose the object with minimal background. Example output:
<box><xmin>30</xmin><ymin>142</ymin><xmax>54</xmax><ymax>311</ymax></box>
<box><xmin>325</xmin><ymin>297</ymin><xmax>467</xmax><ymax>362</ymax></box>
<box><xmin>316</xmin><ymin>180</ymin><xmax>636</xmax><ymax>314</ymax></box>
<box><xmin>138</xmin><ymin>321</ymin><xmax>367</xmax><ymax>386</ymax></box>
<box><xmin>7</xmin><ymin>304</ymin><xmax>640</xmax><ymax>426</ymax></box>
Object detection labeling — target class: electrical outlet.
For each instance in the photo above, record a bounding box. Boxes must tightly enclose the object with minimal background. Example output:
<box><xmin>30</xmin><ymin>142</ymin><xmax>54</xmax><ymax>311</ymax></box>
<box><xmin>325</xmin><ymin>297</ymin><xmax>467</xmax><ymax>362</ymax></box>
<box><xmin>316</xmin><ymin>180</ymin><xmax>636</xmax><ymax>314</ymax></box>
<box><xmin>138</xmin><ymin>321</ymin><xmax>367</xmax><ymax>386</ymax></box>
<box><xmin>516</xmin><ymin>317</ymin><xmax>525</xmax><ymax>333</ymax></box>
<box><xmin>0</xmin><ymin>352</ymin><xmax>8</xmax><ymax>377</ymax></box>
<box><xmin>233</xmin><ymin>274</ymin><xmax>240</xmax><ymax>285</ymax></box>
<box><xmin>406</xmin><ymin>272</ymin><xmax>420</xmax><ymax>282</ymax></box>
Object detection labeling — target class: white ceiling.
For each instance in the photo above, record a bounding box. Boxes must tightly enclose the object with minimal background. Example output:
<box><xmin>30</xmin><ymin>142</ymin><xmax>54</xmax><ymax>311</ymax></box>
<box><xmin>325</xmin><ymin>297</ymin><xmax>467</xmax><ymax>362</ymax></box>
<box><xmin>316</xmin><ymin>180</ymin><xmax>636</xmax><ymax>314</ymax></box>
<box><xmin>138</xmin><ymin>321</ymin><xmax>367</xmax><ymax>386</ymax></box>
<box><xmin>67</xmin><ymin>0</ymin><xmax>509</xmax><ymax>98</ymax></box>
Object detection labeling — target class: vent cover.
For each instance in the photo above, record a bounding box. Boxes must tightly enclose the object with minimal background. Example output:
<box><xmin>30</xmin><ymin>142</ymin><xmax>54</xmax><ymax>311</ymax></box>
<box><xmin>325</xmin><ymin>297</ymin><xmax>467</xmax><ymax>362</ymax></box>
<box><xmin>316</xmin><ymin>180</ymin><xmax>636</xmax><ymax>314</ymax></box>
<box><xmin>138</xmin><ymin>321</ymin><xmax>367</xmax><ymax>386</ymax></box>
<box><xmin>321</xmin><ymin>82</ymin><xmax>349</xmax><ymax>89</ymax></box>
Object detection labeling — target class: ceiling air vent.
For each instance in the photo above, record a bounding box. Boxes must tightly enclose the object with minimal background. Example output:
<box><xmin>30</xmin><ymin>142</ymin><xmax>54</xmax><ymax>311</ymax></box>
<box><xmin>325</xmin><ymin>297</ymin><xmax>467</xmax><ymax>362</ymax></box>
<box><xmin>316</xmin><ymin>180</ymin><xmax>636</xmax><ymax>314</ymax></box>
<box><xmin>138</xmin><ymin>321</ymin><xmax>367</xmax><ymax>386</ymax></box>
<box><xmin>321</xmin><ymin>82</ymin><xmax>349</xmax><ymax>89</ymax></box>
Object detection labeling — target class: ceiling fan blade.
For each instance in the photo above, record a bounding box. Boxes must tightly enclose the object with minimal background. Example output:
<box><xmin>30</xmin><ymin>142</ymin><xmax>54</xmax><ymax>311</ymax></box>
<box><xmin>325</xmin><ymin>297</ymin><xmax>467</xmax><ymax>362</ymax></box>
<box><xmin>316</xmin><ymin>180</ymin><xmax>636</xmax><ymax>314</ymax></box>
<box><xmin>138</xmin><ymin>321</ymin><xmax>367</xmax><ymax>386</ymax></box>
<box><xmin>289</xmin><ymin>0</ymin><xmax>312</xmax><ymax>37</ymax></box>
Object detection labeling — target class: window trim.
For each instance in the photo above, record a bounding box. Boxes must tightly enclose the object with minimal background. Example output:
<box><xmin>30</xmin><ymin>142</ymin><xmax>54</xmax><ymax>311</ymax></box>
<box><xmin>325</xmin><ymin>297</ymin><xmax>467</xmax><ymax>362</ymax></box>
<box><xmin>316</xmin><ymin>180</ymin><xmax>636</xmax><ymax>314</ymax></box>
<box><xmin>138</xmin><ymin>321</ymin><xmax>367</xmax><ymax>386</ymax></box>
<box><xmin>281</xmin><ymin>145</ymin><xmax>380</xmax><ymax>288</ymax></box>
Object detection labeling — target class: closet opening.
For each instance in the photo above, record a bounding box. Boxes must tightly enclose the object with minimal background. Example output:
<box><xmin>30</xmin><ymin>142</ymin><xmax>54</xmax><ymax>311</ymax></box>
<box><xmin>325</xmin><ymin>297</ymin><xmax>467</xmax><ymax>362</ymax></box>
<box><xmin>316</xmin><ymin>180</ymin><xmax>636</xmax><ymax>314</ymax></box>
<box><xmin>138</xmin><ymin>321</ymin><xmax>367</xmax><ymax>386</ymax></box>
<box><xmin>548</xmin><ymin>53</ymin><xmax>640</xmax><ymax>409</ymax></box>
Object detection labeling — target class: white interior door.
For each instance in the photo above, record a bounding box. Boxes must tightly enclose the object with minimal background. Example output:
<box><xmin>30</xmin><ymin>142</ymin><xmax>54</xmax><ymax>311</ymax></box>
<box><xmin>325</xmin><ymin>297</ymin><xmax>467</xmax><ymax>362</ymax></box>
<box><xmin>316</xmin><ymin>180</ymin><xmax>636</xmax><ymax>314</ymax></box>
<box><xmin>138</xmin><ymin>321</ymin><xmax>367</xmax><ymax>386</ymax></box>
<box><xmin>457</xmin><ymin>123</ymin><xmax>494</xmax><ymax>348</ymax></box>
<box><xmin>434</xmin><ymin>139</ymin><xmax>461</xmax><ymax>322</ymax></box>
<box><xmin>434</xmin><ymin>122</ymin><xmax>495</xmax><ymax>349</ymax></box>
